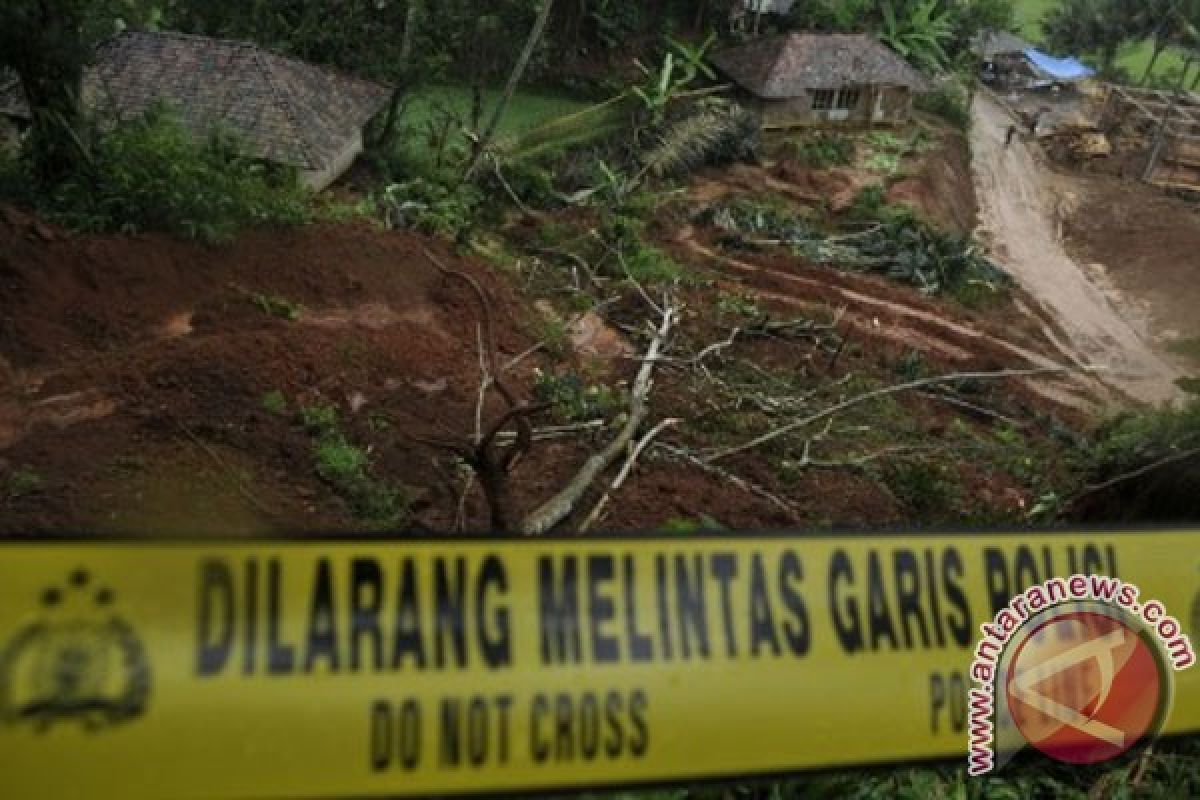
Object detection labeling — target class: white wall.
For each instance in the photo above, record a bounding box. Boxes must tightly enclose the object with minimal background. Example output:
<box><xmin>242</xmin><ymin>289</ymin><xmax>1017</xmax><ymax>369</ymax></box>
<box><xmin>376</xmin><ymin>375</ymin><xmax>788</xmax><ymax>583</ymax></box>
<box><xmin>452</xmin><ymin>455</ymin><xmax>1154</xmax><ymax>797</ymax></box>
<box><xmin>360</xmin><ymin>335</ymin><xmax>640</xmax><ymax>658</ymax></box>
<box><xmin>302</xmin><ymin>131</ymin><xmax>365</xmax><ymax>192</ymax></box>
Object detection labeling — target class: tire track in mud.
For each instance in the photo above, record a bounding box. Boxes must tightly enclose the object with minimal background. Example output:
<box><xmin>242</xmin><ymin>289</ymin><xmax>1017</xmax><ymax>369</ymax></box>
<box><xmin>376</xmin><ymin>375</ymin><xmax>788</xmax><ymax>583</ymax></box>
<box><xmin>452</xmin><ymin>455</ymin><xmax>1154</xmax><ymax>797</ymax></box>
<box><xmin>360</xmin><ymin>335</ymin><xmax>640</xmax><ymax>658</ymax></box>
<box><xmin>675</xmin><ymin>227</ymin><xmax>1106</xmax><ymax>414</ymax></box>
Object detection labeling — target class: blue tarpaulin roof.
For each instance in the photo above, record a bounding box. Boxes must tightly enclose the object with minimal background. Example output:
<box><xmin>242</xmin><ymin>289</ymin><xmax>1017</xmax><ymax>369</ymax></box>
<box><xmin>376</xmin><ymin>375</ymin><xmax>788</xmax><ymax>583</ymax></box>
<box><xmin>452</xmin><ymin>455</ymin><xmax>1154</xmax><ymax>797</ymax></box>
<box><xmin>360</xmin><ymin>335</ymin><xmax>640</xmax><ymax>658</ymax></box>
<box><xmin>1023</xmin><ymin>48</ymin><xmax>1096</xmax><ymax>81</ymax></box>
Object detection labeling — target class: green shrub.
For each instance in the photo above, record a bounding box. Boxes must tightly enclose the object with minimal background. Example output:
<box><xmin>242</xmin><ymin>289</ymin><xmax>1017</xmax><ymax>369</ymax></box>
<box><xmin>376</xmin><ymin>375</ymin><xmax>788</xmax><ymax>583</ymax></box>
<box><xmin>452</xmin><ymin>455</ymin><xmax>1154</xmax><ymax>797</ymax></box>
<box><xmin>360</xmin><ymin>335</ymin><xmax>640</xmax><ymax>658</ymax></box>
<box><xmin>782</xmin><ymin>133</ymin><xmax>855</xmax><ymax>168</ymax></box>
<box><xmin>261</xmin><ymin>391</ymin><xmax>289</xmax><ymax>416</ymax></box>
<box><xmin>915</xmin><ymin>85</ymin><xmax>971</xmax><ymax>130</ymax></box>
<box><xmin>300</xmin><ymin>402</ymin><xmax>410</xmax><ymax>527</ymax></box>
<box><xmin>533</xmin><ymin>370</ymin><xmax>622</xmax><ymax>423</ymax></box>
<box><xmin>642</xmin><ymin>104</ymin><xmax>761</xmax><ymax>179</ymax></box>
<box><xmin>44</xmin><ymin>109</ymin><xmax>310</xmax><ymax>243</ymax></box>
<box><xmin>4</xmin><ymin>466</ymin><xmax>43</xmax><ymax>501</ymax></box>
<box><xmin>381</xmin><ymin>178</ymin><xmax>481</xmax><ymax>238</ymax></box>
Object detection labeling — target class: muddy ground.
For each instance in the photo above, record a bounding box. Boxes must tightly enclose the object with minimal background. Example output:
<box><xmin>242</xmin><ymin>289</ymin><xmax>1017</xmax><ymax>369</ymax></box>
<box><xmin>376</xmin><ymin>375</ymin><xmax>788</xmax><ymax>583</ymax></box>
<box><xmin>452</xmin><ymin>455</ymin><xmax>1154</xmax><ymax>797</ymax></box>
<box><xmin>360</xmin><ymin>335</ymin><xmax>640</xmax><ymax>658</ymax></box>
<box><xmin>0</xmin><ymin>117</ymin><xmax>1177</xmax><ymax>536</ymax></box>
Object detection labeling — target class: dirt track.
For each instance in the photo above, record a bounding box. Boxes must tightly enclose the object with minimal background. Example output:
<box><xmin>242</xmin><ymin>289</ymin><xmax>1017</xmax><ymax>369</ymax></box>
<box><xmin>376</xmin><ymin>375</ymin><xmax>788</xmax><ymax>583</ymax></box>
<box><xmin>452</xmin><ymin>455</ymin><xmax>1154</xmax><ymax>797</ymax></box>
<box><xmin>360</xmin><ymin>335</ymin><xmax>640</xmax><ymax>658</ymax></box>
<box><xmin>970</xmin><ymin>93</ymin><xmax>1182</xmax><ymax>407</ymax></box>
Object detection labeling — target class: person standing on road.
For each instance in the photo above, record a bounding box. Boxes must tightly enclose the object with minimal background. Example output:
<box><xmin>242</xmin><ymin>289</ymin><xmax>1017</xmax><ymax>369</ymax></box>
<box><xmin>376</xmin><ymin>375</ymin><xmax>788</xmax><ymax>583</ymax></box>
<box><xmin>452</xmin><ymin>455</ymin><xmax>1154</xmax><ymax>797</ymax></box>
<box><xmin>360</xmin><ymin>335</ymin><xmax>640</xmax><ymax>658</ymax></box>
<box><xmin>1005</xmin><ymin>125</ymin><xmax>1018</xmax><ymax>148</ymax></box>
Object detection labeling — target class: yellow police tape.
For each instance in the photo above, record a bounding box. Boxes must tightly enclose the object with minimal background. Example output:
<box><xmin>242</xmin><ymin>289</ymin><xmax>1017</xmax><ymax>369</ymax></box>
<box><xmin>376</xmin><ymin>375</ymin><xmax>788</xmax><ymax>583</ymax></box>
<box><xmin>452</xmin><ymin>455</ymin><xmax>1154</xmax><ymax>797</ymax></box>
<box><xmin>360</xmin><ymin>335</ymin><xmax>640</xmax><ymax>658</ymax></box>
<box><xmin>0</xmin><ymin>532</ymin><xmax>1196</xmax><ymax>798</ymax></box>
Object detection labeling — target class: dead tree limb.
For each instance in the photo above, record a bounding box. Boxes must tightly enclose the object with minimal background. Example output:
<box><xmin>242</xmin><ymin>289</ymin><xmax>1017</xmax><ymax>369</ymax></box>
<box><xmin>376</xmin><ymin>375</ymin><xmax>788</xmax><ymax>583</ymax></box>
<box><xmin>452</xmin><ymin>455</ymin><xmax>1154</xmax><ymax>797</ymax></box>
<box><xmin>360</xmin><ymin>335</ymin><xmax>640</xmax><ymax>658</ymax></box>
<box><xmin>705</xmin><ymin>366</ymin><xmax>1103</xmax><ymax>464</ymax></box>
<box><xmin>579</xmin><ymin>418</ymin><xmax>679</xmax><ymax>532</ymax></box>
<box><xmin>655</xmin><ymin>443</ymin><xmax>803</xmax><ymax>523</ymax></box>
<box><xmin>419</xmin><ymin>247</ymin><xmax>549</xmax><ymax>530</ymax></box>
<box><xmin>521</xmin><ymin>302</ymin><xmax>678</xmax><ymax>535</ymax></box>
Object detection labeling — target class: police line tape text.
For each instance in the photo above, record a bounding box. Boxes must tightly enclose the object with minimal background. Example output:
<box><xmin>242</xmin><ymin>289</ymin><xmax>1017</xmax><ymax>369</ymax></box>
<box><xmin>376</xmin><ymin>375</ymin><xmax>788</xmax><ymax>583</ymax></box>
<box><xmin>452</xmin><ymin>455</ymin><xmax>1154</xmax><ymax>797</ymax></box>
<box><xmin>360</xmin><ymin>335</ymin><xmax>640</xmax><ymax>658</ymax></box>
<box><xmin>194</xmin><ymin>544</ymin><xmax>1119</xmax><ymax>674</ymax></box>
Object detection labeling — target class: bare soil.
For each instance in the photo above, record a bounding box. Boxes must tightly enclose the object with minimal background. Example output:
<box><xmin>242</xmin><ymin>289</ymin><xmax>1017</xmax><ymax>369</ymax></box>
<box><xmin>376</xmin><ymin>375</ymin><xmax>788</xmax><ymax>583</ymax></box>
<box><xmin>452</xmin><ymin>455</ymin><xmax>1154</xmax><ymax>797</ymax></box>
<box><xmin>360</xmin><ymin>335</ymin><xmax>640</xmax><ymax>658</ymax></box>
<box><xmin>0</xmin><ymin>124</ymin><xmax>1107</xmax><ymax>534</ymax></box>
<box><xmin>1059</xmin><ymin>173</ymin><xmax>1200</xmax><ymax>370</ymax></box>
<box><xmin>970</xmin><ymin>93</ymin><xmax>1183</xmax><ymax>407</ymax></box>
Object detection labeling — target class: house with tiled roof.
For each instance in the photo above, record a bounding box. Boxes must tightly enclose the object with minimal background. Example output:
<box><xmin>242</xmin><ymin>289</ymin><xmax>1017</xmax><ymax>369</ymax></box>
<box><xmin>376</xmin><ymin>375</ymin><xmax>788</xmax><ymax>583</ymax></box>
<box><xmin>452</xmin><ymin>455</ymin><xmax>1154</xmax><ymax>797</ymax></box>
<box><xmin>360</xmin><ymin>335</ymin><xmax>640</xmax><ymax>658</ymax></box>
<box><xmin>711</xmin><ymin>33</ymin><xmax>930</xmax><ymax>129</ymax></box>
<box><xmin>0</xmin><ymin>31</ymin><xmax>392</xmax><ymax>190</ymax></box>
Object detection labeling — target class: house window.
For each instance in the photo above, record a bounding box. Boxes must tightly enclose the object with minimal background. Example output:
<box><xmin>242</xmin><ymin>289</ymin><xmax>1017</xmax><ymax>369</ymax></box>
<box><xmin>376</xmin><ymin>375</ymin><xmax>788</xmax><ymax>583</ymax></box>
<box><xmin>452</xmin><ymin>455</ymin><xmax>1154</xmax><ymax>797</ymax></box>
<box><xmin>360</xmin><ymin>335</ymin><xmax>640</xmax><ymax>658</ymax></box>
<box><xmin>811</xmin><ymin>90</ymin><xmax>835</xmax><ymax>111</ymax></box>
<box><xmin>811</xmin><ymin>88</ymin><xmax>862</xmax><ymax>113</ymax></box>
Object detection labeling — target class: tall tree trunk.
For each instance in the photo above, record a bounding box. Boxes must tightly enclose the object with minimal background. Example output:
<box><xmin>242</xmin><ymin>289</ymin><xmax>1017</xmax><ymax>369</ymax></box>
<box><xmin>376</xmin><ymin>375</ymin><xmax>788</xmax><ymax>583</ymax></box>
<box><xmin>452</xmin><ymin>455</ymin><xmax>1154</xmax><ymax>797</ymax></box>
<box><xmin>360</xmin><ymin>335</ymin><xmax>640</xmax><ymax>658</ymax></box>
<box><xmin>462</xmin><ymin>0</ymin><xmax>555</xmax><ymax>183</ymax></box>
<box><xmin>377</xmin><ymin>0</ymin><xmax>423</xmax><ymax>147</ymax></box>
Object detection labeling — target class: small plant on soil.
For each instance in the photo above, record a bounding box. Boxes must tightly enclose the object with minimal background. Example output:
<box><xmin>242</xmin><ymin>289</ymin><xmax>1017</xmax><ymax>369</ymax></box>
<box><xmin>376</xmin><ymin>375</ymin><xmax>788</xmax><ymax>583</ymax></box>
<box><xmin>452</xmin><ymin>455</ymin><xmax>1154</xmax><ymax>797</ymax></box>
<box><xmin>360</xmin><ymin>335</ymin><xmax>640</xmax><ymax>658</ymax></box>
<box><xmin>887</xmin><ymin>460</ymin><xmax>959</xmax><ymax>516</ymax></box>
<box><xmin>659</xmin><ymin>515</ymin><xmax>726</xmax><ymax>533</ymax></box>
<box><xmin>261</xmin><ymin>390</ymin><xmax>289</xmax><ymax>416</ymax></box>
<box><xmin>717</xmin><ymin>290</ymin><xmax>763</xmax><ymax>320</ymax></box>
<box><xmin>782</xmin><ymin>133</ymin><xmax>855</xmax><ymax>168</ymax></box>
<box><xmin>299</xmin><ymin>402</ymin><xmax>409</xmax><ymax>526</ymax></box>
<box><xmin>251</xmin><ymin>293</ymin><xmax>302</xmax><ymax>321</ymax></box>
<box><xmin>533</xmin><ymin>370</ymin><xmax>622</xmax><ymax>423</ymax></box>
<box><xmin>536</xmin><ymin>316</ymin><xmax>571</xmax><ymax>358</ymax></box>
<box><xmin>4</xmin><ymin>466</ymin><xmax>43</xmax><ymax>501</ymax></box>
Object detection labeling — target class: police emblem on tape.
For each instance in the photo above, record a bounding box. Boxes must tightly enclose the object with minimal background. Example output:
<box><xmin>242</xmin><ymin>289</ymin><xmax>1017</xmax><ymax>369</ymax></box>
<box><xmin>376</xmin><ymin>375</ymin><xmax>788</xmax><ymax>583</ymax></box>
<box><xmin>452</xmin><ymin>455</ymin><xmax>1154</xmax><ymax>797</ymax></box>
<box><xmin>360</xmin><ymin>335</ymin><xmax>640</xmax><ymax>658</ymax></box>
<box><xmin>0</xmin><ymin>569</ymin><xmax>151</xmax><ymax>732</ymax></box>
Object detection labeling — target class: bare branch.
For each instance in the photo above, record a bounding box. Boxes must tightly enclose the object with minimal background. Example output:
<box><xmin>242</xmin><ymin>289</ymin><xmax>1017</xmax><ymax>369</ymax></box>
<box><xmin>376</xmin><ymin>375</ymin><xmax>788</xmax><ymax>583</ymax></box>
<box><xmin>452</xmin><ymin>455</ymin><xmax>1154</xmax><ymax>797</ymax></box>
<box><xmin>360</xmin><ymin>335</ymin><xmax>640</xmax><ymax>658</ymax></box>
<box><xmin>655</xmin><ymin>443</ymin><xmax>802</xmax><ymax>522</ymax></box>
<box><xmin>521</xmin><ymin>301</ymin><xmax>678</xmax><ymax>535</ymax></box>
<box><xmin>579</xmin><ymin>418</ymin><xmax>679</xmax><ymax>532</ymax></box>
<box><xmin>705</xmin><ymin>365</ymin><xmax>1104</xmax><ymax>464</ymax></box>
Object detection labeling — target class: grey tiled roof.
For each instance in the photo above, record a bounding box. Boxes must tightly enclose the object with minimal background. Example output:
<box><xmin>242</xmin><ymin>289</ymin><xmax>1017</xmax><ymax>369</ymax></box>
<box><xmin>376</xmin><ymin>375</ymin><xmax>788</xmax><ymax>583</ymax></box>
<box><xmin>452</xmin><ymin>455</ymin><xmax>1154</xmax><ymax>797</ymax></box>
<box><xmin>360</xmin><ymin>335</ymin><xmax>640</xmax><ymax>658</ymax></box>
<box><xmin>971</xmin><ymin>30</ymin><xmax>1033</xmax><ymax>59</ymax></box>
<box><xmin>711</xmin><ymin>33</ymin><xmax>931</xmax><ymax>97</ymax></box>
<box><xmin>2</xmin><ymin>31</ymin><xmax>391</xmax><ymax>171</ymax></box>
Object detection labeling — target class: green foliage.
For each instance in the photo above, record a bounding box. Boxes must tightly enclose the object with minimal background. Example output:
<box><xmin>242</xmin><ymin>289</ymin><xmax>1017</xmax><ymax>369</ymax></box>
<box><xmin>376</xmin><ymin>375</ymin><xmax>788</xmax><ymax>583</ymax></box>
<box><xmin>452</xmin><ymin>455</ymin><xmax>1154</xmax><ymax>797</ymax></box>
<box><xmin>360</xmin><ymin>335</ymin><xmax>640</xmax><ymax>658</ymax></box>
<box><xmin>300</xmin><ymin>402</ymin><xmax>409</xmax><ymax>527</ymax></box>
<box><xmin>782</xmin><ymin>133</ymin><xmax>856</xmax><ymax>168</ymax></box>
<box><xmin>381</xmin><ymin>178</ymin><xmax>482</xmax><ymax>238</ymax></box>
<box><xmin>887</xmin><ymin>459</ymin><xmax>958</xmax><ymax>515</ymax></box>
<box><xmin>37</xmin><ymin>109</ymin><xmax>310</xmax><ymax>243</ymax></box>
<box><xmin>847</xmin><ymin>184</ymin><xmax>917</xmax><ymax>225</ymax></box>
<box><xmin>1088</xmin><ymin>401</ymin><xmax>1200</xmax><ymax>475</ymax></box>
<box><xmin>300</xmin><ymin>403</ymin><xmax>341</xmax><ymax>435</ymax></box>
<box><xmin>915</xmin><ymin>84</ymin><xmax>972</xmax><ymax>131</ymax></box>
<box><xmin>261</xmin><ymin>390</ymin><xmax>289</xmax><ymax>416</ymax></box>
<box><xmin>703</xmin><ymin>195</ymin><xmax>1007</xmax><ymax>299</ymax></box>
<box><xmin>600</xmin><ymin>214</ymin><xmax>693</xmax><ymax>286</ymax></box>
<box><xmin>642</xmin><ymin>105</ymin><xmax>761</xmax><ymax>179</ymax></box>
<box><xmin>879</xmin><ymin>0</ymin><xmax>956</xmax><ymax>71</ymax></box>
<box><xmin>658</xmin><ymin>515</ymin><xmax>726</xmax><ymax>533</ymax></box>
<box><xmin>251</xmin><ymin>293</ymin><xmax>303</xmax><ymax>321</ymax></box>
<box><xmin>632</xmin><ymin>34</ymin><xmax>717</xmax><ymax>123</ymax></box>
<box><xmin>4</xmin><ymin>466</ymin><xmax>43</xmax><ymax>501</ymax></box>
<box><xmin>533</xmin><ymin>370</ymin><xmax>622</xmax><ymax>423</ymax></box>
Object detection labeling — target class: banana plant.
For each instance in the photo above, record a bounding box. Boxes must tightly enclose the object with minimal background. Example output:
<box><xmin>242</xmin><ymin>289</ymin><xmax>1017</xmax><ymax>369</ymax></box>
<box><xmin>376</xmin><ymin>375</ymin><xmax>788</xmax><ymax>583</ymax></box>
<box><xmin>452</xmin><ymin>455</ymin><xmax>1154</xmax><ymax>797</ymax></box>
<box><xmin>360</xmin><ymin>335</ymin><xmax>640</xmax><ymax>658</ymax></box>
<box><xmin>879</xmin><ymin>0</ymin><xmax>953</xmax><ymax>72</ymax></box>
<box><xmin>631</xmin><ymin>33</ymin><xmax>718</xmax><ymax>123</ymax></box>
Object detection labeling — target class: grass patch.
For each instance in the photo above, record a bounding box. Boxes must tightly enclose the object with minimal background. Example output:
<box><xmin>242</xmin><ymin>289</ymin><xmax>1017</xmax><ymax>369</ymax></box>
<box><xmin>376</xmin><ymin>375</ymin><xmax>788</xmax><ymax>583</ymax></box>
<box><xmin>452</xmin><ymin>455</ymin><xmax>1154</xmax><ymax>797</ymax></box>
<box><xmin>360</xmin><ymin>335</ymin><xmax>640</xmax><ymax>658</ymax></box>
<box><xmin>779</xmin><ymin>133</ymin><xmax>855</xmax><ymax>168</ymax></box>
<box><xmin>261</xmin><ymin>390</ymin><xmax>289</xmax><ymax>416</ymax></box>
<box><xmin>4</xmin><ymin>466</ymin><xmax>43</xmax><ymax>501</ymax></box>
<box><xmin>300</xmin><ymin>403</ymin><xmax>409</xmax><ymax>526</ymax></box>
<box><xmin>251</xmin><ymin>293</ymin><xmax>303</xmax><ymax>321</ymax></box>
<box><xmin>1013</xmin><ymin>0</ymin><xmax>1190</xmax><ymax>82</ymax></box>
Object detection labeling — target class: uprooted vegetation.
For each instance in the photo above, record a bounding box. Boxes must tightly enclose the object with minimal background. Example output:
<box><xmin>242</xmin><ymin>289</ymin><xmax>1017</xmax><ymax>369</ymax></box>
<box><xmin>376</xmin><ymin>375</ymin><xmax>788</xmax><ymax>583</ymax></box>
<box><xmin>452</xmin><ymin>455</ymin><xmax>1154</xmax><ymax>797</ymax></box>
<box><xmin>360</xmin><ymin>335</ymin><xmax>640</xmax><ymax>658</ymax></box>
<box><xmin>0</xmin><ymin>22</ymin><xmax>1190</xmax><ymax>539</ymax></box>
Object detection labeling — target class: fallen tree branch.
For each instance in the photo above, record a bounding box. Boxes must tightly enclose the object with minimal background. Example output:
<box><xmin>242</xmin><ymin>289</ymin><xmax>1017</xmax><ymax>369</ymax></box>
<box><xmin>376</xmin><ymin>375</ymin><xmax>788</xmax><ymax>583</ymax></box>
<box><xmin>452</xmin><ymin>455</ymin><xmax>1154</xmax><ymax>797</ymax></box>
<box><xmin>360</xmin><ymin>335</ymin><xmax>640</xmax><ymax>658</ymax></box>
<box><xmin>704</xmin><ymin>366</ymin><xmax>1103</xmax><ymax>464</ymax></box>
<box><xmin>521</xmin><ymin>301</ymin><xmax>678</xmax><ymax>535</ymax></box>
<box><xmin>655</xmin><ymin>442</ymin><xmax>802</xmax><ymax>522</ymax></box>
<box><xmin>579</xmin><ymin>418</ymin><xmax>679</xmax><ymax>532</ymax></box>
<box><xmin>1073</xmin><ymin>446</ymin><xmax>1200</xmax><ymax>500</ymax></box>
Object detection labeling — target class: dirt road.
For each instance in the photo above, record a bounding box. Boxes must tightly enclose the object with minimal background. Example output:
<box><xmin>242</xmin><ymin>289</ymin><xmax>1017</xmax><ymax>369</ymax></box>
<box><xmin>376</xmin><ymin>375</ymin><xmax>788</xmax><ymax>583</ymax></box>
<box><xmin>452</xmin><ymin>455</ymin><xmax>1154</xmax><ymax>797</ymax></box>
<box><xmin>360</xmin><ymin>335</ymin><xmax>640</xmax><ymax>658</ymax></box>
<box><xmin>970</xmin><ymin>93</ymin><xmax>1182</xmax><ymax>407</ymax></box>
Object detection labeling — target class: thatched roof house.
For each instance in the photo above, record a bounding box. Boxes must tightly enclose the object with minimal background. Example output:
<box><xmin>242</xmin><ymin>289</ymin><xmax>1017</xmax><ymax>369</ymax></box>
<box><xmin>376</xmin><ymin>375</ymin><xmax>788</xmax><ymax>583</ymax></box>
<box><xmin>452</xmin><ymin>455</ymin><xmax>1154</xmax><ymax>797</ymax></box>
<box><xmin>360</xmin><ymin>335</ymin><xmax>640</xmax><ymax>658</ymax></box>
<box><xmin>711</xmin><ymin>33</ymin><xmax>930</xmax><ymax>129</ymax></box>
<box><xmin>0</xmin><ymin>31</ymin><xmax>391</xmax><ymax>189</ymax></box>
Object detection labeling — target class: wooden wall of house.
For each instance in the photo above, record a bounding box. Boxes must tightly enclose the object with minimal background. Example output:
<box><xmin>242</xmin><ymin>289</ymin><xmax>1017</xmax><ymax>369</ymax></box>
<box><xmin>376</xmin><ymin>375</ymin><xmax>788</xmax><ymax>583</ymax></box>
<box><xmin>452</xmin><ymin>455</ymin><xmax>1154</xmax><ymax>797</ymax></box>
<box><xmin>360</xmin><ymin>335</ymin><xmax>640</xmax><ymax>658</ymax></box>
<box><xmin>752</xmin><ymin>86</ymin><xmax>913</xmax><ymax>130</ymax></box>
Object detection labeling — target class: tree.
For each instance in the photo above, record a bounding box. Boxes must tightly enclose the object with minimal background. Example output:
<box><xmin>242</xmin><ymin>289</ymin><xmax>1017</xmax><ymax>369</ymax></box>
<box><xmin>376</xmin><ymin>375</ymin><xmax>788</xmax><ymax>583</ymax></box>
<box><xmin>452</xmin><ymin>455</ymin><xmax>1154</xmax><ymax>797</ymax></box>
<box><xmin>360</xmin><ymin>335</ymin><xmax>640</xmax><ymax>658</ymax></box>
<box><xmin>462</xmin><ymin>0</ymin><xmax>556</xmax><ymax>183</ymax></box>
<box><xmin>1043</xmin><ymin>0</ymin><xmax>1143</xmax><ymax>77</ymax></box>
<box><xmin>879</xmin><ymin>0</ymin><xmax>956</xmax><ymax>71</ymax></box>
<box><xmin>0</xmin><ymin>0</ymin><xmax>141</xmax><ymax>184</ymax></box>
